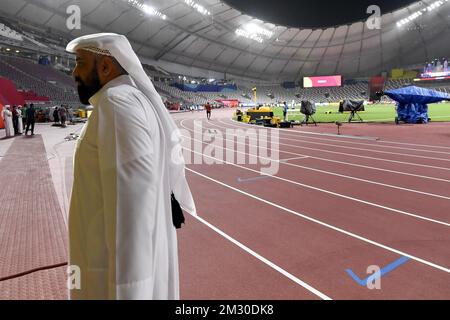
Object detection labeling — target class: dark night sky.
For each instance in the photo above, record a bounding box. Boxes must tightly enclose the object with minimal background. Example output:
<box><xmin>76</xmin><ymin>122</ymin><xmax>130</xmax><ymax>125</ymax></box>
<box><xmin>223</xmin><ymin>0</ymin><xmax>418</xmax><ymax>28</ymax></box>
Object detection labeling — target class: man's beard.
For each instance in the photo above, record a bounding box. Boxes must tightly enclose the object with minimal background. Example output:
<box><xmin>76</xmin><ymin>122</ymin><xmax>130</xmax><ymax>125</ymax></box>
<box><xmin>75</xmin><ymin>69</ymin><xmax>102</xmax><ymax>105</ymax></box>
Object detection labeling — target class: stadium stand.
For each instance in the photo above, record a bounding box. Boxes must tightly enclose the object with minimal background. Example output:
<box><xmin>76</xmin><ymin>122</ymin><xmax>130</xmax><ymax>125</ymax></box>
<box><xmin>0</xmin><ymin>54</ymin><xmax>78</xmax><ymax>104</ymax></box>
<box><xmin>1</xmin><ymin>17</ymin><xmax>449</xmax><ymax>109</ymax></box>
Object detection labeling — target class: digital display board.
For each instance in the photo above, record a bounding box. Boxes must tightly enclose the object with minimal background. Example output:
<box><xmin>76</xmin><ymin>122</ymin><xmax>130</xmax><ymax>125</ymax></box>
<box><xmin>415</xmin><ymin>70</ymin><xmax>450</xmax><ymax>82</ymax></box>
<box><xmin>303</xmin><ymin>75</ymin><xmax>342</xmax><ymax>88</ymax></box>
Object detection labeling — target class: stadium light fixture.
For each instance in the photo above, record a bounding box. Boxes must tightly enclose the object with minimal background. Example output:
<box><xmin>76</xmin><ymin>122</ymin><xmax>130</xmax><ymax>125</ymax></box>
<box><xmin>142</xmin><ymin>4</ymin><xmax>167</xmax><ymax>20</ymax></box>
<box><xmin>125</xmin><ymin>0</ymin><xmax>167</xmax><ymax>20</ymax></box>
<box><xmin>235</xmin><ymin>28</ymin><xmax>264</xmax><ymax>43</ymax></box>
<box><xmin>397</xmin><ymin>0</ymin><xmax>448</xmax><ymax>27</ymax></box>
<box><xmin>244</xmin><ymin>23</ymin><xmax>273</xmax><ymax>38</ymax></box>
<box><xmin>235</xmin><ymin>23</ymin><xmax>273</xmax><ymax>43</ymax></box>
<box><xmin>184</xmin><ymin>0</ymin><xmax>211</xmax><ymax>16</ymax></box>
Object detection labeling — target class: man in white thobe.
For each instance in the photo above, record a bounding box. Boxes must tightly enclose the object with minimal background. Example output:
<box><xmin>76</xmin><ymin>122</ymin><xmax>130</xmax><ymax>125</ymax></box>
<box><xmin>66</xmin><ymin>34</ymin><xmax>196</xmax><ymax>300</ymax></box>
<box><xmin>1</xmin><ymin>106</ymin><xmax>14</xmax><ymax>138</ymax></box>
<box><xmin>17</xmin><ymin>106</ymin><xmax>23</xmax><ymax>134</ymax></box>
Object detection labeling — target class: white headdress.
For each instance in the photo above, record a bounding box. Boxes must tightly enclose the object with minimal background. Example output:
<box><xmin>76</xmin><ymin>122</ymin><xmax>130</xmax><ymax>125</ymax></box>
<box><xmin>66</xmin><ymin>33</ymin><xmax>196</xmax><ymax>215</ymax></box>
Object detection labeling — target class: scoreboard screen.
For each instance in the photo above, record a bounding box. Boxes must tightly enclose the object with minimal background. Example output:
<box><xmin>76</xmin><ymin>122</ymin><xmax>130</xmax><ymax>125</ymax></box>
<box><xmin>303</xmin><ymin>75</ymin><xmax>342</xmax><ymax>88</ymax></box>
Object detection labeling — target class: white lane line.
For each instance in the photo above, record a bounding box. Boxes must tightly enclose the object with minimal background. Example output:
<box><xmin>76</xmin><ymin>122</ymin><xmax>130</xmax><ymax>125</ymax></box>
<box><xmin>225</xmin><ymin>118</ymin><xmax>450</xmax><ymax>153</ymax></box>
<box><xmin>186</xmin><ymin>168</ymin><xmax>450</xmax><ymax>274</ymax></box>
<box><xmin>378</xmin><ymin>139</ymin><xmax>450</xmax><ymax>150</ymax></box>
<box><xmin>224</xmin><ymin>118</ymin><xmax>450</xmax><ymax>156</ymax></box>
<box><xmin>213</xmin><ymin>121</ymin><xmax>450</xmax><ymax>184</ymax></box>
<box><xmin>188</xmin><ymin>213</ymin><xmax>331</xmax><ymax>300</ymax></box>
<box><xmin>179</xmin><ymin>119</ymin><xmax>450</xmax><ymax>227</ymax></box>
<box><xmin>184</xmin><ymin>119</ymin><xmax>450</xmax><ymax>200</ymax></box>
<box><xmin>224</xmin><ymin>120</ymin><xmax>450</xmax><ymax>163</ymax></box>
<box><xmin>214</xmin><ymin>119</ymin><xmax>450</xmax><ymax>173</ymax></box>
<box><xmin>280</xmin><ymin>156</ymin><xmax>311</xmax><ymax>162</ymax></box>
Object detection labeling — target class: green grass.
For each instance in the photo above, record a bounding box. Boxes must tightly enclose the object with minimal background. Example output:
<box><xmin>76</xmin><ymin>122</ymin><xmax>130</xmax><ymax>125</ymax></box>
<box><xmin>272</xmin><ymin>103</ymin><xmax>450</xmax><ymax>123</ymax></box>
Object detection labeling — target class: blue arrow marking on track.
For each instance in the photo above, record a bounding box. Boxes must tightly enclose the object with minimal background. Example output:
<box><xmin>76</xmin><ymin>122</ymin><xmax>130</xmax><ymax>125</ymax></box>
<box><xmin>346</xmin><ymin>256</ymin><xmax>411</xmax><ymax>286</ymax></box>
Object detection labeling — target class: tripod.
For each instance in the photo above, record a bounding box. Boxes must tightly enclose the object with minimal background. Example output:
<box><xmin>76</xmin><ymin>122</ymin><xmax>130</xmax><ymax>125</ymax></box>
<box><xmin>348</xmin><ymin>109</ymin><xmax>363</xmax><ymax>123</ymax></box>
<box><xmin>302</xmin><ymin>114</ymin><xmax>317</xmax><ymax>126</ymax></box>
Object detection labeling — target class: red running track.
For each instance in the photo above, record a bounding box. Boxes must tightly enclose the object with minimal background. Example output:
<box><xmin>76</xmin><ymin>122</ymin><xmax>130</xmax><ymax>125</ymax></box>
<box><xmin>0</xmin><ymin>110</ymin><xmax>448</xmax><ymax>300</ymax></box>
<box><xmin>175</xmin><ymin>110</ymin><xmax>450</xmax><ymax>300</ymax></box>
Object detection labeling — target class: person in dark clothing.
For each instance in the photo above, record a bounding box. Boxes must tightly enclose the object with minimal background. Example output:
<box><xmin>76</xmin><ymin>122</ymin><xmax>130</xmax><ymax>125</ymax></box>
<box><xmin>22</xmin><ymin>104</ymin><xmax>28</xmax><ymax>129</ymax></box>
<box><xmin>25</xmin><ymin>103</ymin><xmax>36</xmax><ymax>135</ymax></box>
<box><xmin>12</xmin><ymin>106</ymin><xmax>19</xmax><ymax>134</ymax></box>
<box><xmin>59</xmin><ymin>105</ymin><xmax>67</xmax><ymax>127</ymax></box>
<box><xmin>283</xmin><ymin>102</ymin><xmax>288</xmax><ymax>121</ymax></box>
<box><xmin>205</xmin><ymin>102</ymin><xmax>212</xmax><ymax>120</ymax></box>
<box><xmin>53</xmin><ymin>107</ymin><xmax>60</xmax><ymax>124</ymax></box>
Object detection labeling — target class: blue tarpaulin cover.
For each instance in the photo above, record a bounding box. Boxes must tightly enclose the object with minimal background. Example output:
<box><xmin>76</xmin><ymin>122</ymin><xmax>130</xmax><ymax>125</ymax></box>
<box><xmin>385</xmin><ymin>86</ymin><xmax>450</xmax><ymax>123</ymax></box>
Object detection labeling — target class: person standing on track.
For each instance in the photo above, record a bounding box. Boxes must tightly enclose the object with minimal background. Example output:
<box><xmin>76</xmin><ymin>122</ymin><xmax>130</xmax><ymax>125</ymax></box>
<box><xmin>25</xmin><ymin>104</ymin><xmax>36</xmax><ymax>136</ymax></box>
<box><xmin>205</xmin><ymin>102</ymin><xmax>212</xmax><ymax>120</ymax></box>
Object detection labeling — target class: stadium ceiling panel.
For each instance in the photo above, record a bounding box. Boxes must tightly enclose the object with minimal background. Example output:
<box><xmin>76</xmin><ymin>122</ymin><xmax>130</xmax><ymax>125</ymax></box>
<box><xmin>345</xmin><ymin>22</ymin><xmax>364</xmax><ymax>44</ymax></box>
<box><xmin>323</xmin><ymin>45</ymin><xmax>343</xmax><ymax>60</ymax></box>
<box><xmin>231</xmin><ymin>52</ymin><xmax>257</xmax><ymax>68</ymax></box>
<box><xmin>277</xmin><ymin>28</ymin><xmax>300</xmax><ymax>43</ymax></box>
<box><xmin>362</xmin><ymin>35</ymin><xmax>381</xmax><ymax>51</ymax></box>
<box><xmin>295</xmin><ymin>48</ymin><xmax>313</xmax><ymax>60</ymax></box>
<box><xmin>287</xmin><ymin>29</ymin><xmax>311</xmax><ymax>47</ymax></box>
<box><xmin>336</xmin><ymin>57</ymin><xmax>359</xmax><ymax>75</ymax></box>
<box><xmin>215</xmin><ymin>47</ymin><xmax>241</xmax><ymax>64</ymax></box>
<box><xmin>328</xmin><ymin>26</ymin><xmax>349</xmax><ymax>46</ymax></box>
<box><xmin>278</xmin><ymin>46</ymin><xmax>299</xmax><ymax>60</ymax></box>
<box><xmin>248</xmin><ymin>56</ymin><xmax>272</xmax><ymax>72</ymax></box>
<box><xmin>191</xmin><ymin>59</ymin><xmax>211</xmax><ymax>69</ymax></box>
<box><xmin>198</xmin><ymin>43</ymin><xmax>224</xmax><ymax>60</ymax></box>
<box><xmin>299</xmin><ymin>61</ymin><xmax>318</xmax><ymax>76</ymax></box>
<box><xmin>315</xmin><ymin>28</ymin><xmax>335</xmax><ymax>47</ymax></box>
<box><xmin>19</xmin><ymin>4</ymin><xmax>53</xmax><ymax>24</ymax></box>
<box><xmin>173</xmin><ymin>55</ymin><xmax>195</xmax><ymax>66</ymax></box>
<box><xmin>316</xmin><ymin>60</ymin><xmax>339</xmax><ymax>75</ymax></box>
<box><xmin>85</xmin><ymin>2</ymin><xmax>123</xmax><ymax>27</ymax></box>
<box><xmin>0</xmin><ymin>0</ymin><xmax>25</xmax><ymax>15</ymax></box>
<box><xmin>163</xmin><ymin>2</ymin><xmax>191</xmax><ymax>18</ymax></box>
<box><xmin>184</xmin><ymin>38</ymin><xmax>211</xmax><ymax>56</ymax></box>
<box><xmin>260</xmin><ymin>44</ymin><xmax>282</xmax><ymax>57</ymax></box>
<box><xmin>360</xmin><ymin>52</ymin><xmax>382</xmax><ymax>72</ymax></box>
<box><xmin>341</xmin><ymin>41</ymin><xmax>363</xmax><ymax>60</ymax></box>
<box><xmin>1</xmin><ymin>0</ymin><xmax>449</xmax><ymax>80</ymax></box>
<box><xmin>264</xmin><ymin>59</ymin><xmax>288</xmax><ymax>75</ymax></box>
<box><xmin>311</xmin><ymin>47</ymin><xmax>328</xmax><ymax>59</ymax></box>
<box><xmin>301</xmin><ymin>29</ymin><xmax>324</xmax><ymax>48</ymax></box>
<box><xmin>137</xmin><ymin>46</ymin><xmax>159</xmax><ymax>58</ymax></box>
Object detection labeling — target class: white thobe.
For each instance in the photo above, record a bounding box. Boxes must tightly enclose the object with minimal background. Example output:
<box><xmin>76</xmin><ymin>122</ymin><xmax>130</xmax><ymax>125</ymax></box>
<box><xmin>17</xmin><ymin>109</ymin><xmax>23</xmax><ymax>134</ymax></box>
<box><xmin>69</xmin><ymin>75</ymin><xmax>179</xmax><ymax>300</ymax></box>
<box><xmin>2</xmin><ymin>109</ymin><xmax>14</xmax><ymax>137</ymax></box>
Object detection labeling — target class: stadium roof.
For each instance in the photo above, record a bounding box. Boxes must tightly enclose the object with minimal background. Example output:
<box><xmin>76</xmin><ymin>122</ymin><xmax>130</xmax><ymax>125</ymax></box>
<box><xmin>224</xmin><ymin>0</ymin><xmax>418</xmax><ymax>29</ymax></box>
<box><xmin>1</xmin><ymin>0</ymin><xmax>449</xmax><ymax>81</ymax></box>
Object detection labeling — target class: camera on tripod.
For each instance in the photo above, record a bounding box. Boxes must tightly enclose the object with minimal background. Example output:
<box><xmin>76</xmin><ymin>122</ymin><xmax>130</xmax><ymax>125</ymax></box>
<box><xmin>300</xmin><ymin>100</ymin><xmax>317</xmax><ymax>126</ymax></box>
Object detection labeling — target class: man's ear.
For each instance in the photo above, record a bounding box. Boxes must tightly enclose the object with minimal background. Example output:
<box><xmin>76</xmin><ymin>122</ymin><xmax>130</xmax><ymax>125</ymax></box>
<box><xmin>98</xmin><ymin>57</ymin><xmax>112</xmax><ymax>77</ymax></box>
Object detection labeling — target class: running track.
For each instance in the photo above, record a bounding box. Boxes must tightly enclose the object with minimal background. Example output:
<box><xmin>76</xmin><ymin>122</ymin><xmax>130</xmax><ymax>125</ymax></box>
<box><xmin>174</xmin><ymin>109</ymin><xmax>450</xmax><ymax>300</ymax></box>
<box><xmin>0</xmin><ymin>111</ymin><xmax>449</xmax><ymax>300</ymax></box>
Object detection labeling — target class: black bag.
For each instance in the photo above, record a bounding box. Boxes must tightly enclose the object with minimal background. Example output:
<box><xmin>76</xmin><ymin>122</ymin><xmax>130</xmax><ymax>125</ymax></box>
<box><xmin>171</xmin><ymin>192</ymin><xmax>185</xmax><ymax>229</ymax></box>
